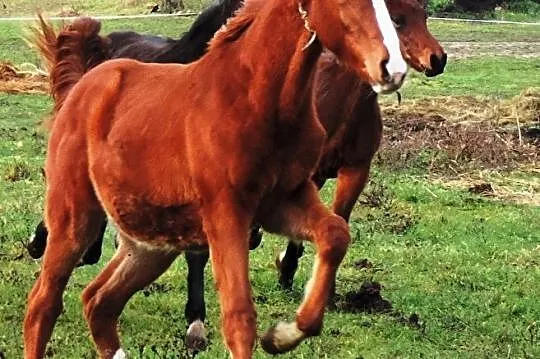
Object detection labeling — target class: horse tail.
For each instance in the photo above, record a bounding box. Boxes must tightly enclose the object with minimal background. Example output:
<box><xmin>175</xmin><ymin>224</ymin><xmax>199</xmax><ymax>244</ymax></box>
<box><xmin>31</xmin><ymin>14</ymin><xmax>110</xmax><ymax>113</ymax></box>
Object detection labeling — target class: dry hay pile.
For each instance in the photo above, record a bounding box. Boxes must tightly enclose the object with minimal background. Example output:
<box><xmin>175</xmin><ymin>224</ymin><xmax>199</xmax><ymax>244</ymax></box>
<box><xmin>377</xmin><ymin>89</ymin><xmax>540</xmax><ymax>173</ymax></box>
<box><xmin>0</xmin><ymin>62</ymin><xmax>48</xmax><ymax>95</ymax></box>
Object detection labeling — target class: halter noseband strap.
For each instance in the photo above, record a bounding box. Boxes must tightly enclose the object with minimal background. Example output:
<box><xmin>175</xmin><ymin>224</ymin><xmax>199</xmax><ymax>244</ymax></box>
<box><xmin>298</xmin><ymin>2</ymin><xmax>317</xmax><ymax>51</ymax></box>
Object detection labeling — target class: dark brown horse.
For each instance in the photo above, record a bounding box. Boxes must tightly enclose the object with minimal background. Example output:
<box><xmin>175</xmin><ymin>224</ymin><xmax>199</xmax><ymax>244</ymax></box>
<box><xmin>276</xmin><ymin>0</ymin><xmax>447</xmax><ymax>289</ymax></box>
<box><xmin>24</xmin><ymin>0</ymin><xmax>406</xmax><ymax>358</ymax></box>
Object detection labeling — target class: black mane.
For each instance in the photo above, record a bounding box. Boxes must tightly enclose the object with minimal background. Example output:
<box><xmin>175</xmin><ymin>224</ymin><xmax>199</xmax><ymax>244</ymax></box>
<box><xmin>107</xmin><ymin>0</ymin><xmax>241</xmax><ymax>63</ymax></box>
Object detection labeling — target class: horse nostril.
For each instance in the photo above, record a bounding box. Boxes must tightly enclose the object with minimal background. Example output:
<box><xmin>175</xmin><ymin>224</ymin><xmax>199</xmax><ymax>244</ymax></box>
<box><xmin>380</xmin><ymin>59</ymin><xmax>390</xmax><ymax>82</ymax></box>
<box><xmin>428</xmin><ymin>53</ymin><xmax>447</xmax><ymax>76</ymax></box>
<box><xmin>441</xmin><ymin>53</ymin><xmax>448</xmax><ymax>68</ymax></box>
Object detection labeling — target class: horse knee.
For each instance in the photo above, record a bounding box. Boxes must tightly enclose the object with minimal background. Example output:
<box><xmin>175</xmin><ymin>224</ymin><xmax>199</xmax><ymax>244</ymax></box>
<box><xmin>317</xmin><ymin>216</ymin><xmax>350</xmax><ymax>265</ymax></box>
<box><xmin>222</xmin><ymin>309</ymin><xmax>257</xmax><ymax>351</ymax></box>
<box><xmin>25</xmin><ymin>284</ymin><xmax>64</xmax><ymax>327</ymax></box>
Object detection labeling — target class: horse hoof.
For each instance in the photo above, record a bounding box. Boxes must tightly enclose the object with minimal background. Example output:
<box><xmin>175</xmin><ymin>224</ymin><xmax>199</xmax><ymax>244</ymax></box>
<box><xmin>26</xmin><ymin>234</ymin><xmax>46</xmax><ymax>259</ymax></box>
<box><xmin>112</xmin><ymin>349</ymin><xmax>127</xmax><ymax>359</ymax></box>
<box><xmin>260</xmin><ymin>322</ymin><xmax>306</xmax><ymax>355</ymax></box>
<box><xmin>248</xmin><ymin>228</ymin><xmax>263</xmax><ymax>250</ymax></box>
<box><xmin>186</xmin><ymin>320</ymin><xmax>208</xmax><ymax>352</ymax></box>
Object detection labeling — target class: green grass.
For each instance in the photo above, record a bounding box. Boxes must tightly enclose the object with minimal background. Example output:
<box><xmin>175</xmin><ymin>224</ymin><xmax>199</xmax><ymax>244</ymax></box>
<box><xmin>0</xmin><ymin>93</ymin><xmax>539</xmax><ymax>358</ymax></box>
<box><xmin>398</xmin><ymin>57</ymin><xmax>540</xmax><ymax>98</ymax></box>
<box><xmin>0</xmin><ymin>6</ymin><xmax>539</xmax><ymax>358</ymax></box>
<box><xmin>427</xmin><ymin>20</ymin><xmax>540</xmax><ymax>42</ymax></box>
<box><xmin>0</xmin><ymin>0</ymin><xmax>209</xmax><ymax>17</ymax></box>
<box><xmin>0</xmin><ymin>16</ymin><xmax>196</xmax><ymax>65</ymax></box>
<box><xmin>0</xmin><ymin>13</ymin><xmax>539</xmax><ymax>66</ymax></box>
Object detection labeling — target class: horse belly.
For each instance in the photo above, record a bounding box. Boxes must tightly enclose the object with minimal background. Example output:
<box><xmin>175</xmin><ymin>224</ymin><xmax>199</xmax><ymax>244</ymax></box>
<box><xmin>89</xmin><ymin>144</ymin><xmax>206</xmax><ymax>251</ymax></box>
<box><xmin>106</xmin><ymin>193</ymin><xmax>206</xmax><ymax>252</ymax></box>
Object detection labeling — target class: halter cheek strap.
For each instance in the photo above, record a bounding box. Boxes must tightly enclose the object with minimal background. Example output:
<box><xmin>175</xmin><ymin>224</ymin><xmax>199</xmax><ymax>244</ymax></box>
<box><xmin>298</xmin><ymin>2</ymin><xmax>317</xmax><ymax>51</ymax></box>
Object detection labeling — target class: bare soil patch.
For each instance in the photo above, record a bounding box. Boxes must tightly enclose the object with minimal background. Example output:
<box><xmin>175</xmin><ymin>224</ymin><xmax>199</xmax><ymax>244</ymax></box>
<box><xmin>336</xmin><ymin>281</ymin><xmax>393</xmax><ymax>313</ymax></box>
<box><xmin>379</xmin><ymin>89</ymin><xmax>539</xmax><ymax>172</ymax></box>
<box><xmin>379</xmin><ymin>89</ymin><xmax>539</xmax><ymax>204</ymax></box>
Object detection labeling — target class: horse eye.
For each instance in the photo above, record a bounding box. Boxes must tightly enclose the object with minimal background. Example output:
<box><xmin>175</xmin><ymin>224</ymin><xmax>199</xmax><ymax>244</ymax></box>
<box><xmin>391</xmin><ymin>16</ymin><xmax>406</xmax><ymax>29</ymax></box>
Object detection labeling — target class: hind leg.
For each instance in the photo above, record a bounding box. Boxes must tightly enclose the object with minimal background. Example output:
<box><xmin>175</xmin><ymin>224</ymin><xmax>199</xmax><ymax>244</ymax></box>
<box><xmin>82</xmin><ymin>235</ymin><xmax>178</xmax><ymax>358</ymax></box>
<box><xmin>79</xmin><ymin>218</ymin><xmax>108</xmax><ymax>265</ymax></box>
<box><xmin>184</xmin><ymin>251</ymin><xmax>209</xmax><ymax>352</ymax></box>
<box><xmin>275</xmin><ymin>241</ymin><xmax>304</xmax><ymax>289</ymax></box>
<box><xmin>24</xmin><ymin>202</ymin><xmax>105</xmax><ymax>358</ymax></box>
<box><xmin>260</xmin><ymin>182</ymin><xmax>350</xmax><ymax>354</ymax></box>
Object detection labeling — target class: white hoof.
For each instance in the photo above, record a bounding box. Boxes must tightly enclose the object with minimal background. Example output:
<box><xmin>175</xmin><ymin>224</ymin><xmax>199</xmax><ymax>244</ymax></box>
<box><xmin>186</xmin><ymin>319</ymin><xmax>208</xmax><ymax>352</ymax></box>
<box><xmin>113</xmin><ymin>348</ymin><xmax>127</xmax><ymax>359</ymax></box>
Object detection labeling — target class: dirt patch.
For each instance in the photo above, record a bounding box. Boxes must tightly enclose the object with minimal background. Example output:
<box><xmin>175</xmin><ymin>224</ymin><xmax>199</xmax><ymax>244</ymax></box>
<box><xmin>353</xmin><ymin>258</ymin><xmax>374</xmax><ymax>270</ymax></box>
<box><xmin>443</xmin><ymin>41</ymin><xmax>540</xmax><ymax>59</ymax></box>
<box><xmin>0</xmin><ymin>62</ymin><xmax>49</xmax><ymax>95</ymax></box>
<box><xmin>377</xmin><ymin>90</ymin><xmax>539</xmax><ymax>173</ymax></box>
<box><xmin>336</xmin><ymin>281</ymin><xmax>392</xmax><ymax>313</ymax></box>
<box><xmin>382</xmin><ymin>88</ymin><xmax>539</xmax><ymax>126</ymax></box>
<box><xmin>468</xmin><ymin>182</ymin><xmax>495</xmax><ymax>195</ymax></box>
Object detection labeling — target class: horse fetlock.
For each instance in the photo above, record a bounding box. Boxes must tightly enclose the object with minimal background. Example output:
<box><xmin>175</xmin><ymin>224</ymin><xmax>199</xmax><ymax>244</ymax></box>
<box><xmin>186</xmin><ymin>319</ymin><xmax>208</xmax><ymax>352</ymax></box>
<box><xmin>260</xmin><ymin>321</ymin><xmax>307</xmax><ymax>354</ymax></box>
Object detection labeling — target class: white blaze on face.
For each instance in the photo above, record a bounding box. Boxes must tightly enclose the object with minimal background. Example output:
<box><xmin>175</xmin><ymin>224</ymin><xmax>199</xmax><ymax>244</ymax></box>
<box><xmin>371</xmin><ymin>0</ymin><xmax>408</xmax><ymax>78</ymax></box>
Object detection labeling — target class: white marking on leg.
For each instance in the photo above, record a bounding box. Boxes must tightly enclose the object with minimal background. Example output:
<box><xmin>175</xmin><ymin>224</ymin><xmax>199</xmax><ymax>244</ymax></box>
<box><xmin>371</xmin><ymin>0</ymin><xmax>408</xmax><ymax>76</ymax></box>
<box><xmin>272</xmin><ymin>321</ymin><xmax>306</xmax><ymax>348</ymax></box>
<box><xmin>303</xmin><ymin>257</ymin><xmax>319</xmax><ymax>299</ymax></box>
<box><xmin>278</xmin><ymin>250</ymin><xmax>286</xmax><ymax>265</ymax></box>
<box><xmin>187</xmin><ymin>319</ymin><xmax>206</xmax><ymax>338</ymax></box>
<box><xmin>113</xmin><ymin>349</ymin><xmax>127</xmax><ymax>359</ymax></box>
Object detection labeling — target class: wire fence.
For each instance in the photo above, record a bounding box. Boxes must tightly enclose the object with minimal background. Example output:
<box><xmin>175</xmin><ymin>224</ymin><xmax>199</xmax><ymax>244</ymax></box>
<box><xmin>0</xmin><ymin>12</ymin><xmax>538</xmax><ymax>25</ymax></box>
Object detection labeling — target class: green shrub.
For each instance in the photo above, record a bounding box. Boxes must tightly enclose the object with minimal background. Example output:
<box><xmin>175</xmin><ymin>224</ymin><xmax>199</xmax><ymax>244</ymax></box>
<box><xmin>427</xmin><ymin>0</ymin><xmax>540</xmax><ymax>18</ymax></box>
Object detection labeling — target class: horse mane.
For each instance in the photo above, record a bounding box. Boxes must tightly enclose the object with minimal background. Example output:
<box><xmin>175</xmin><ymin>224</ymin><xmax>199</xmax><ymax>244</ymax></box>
<box><xmin>207</xmin><ymin>0</ymin><xmax>262</xmax><ymax>51</ymax></box>
<box><xmin>31</xmin><ymin>15</ymin><xmax>110</xmax><ymax>116</ymax></box>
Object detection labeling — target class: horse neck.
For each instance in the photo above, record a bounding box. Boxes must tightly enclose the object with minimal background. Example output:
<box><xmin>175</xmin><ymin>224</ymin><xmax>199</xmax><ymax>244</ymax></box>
<box><xmin>156</xmin><ymin>0</ymin><xmax>242</xmax><ymax>64</ymax></box>
<box><xmin>203</xmin><ymin>0</ymin><xmax>323</xmax><ymax>121</ymax></box>
<box><xmin>315</xmin><ymin>54</ymin><xmax>376</xmax><ymax>135</ymax></box>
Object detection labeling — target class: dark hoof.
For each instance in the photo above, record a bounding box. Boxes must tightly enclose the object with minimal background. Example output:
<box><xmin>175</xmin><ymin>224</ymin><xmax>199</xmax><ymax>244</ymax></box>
<box><xmin>260</xmin><ymin>322</ymin><xmax>305</xmax><ymax>355</ymax></box>
<box><xmin>27</xmin><ymin>234</ymin><xmax>46</xmax><ymax>259</ymax></box>
<box><xmin>248</xmin><ymin>227</ymin><xmax>263</xmax><ymax>250</ymax></box>
<box><xmin>27</xmin><ymin>237</ymin><xmax>46</xmax><ymax>259</ymax></box>
<box><xmin>27</xmin><ymin>221</ymin><xmax>48</xmax><ymax>259</ymax></box>
<box><xmin>186</xmin><ymin>320</ymin><xmax>208</xmax><ymax>353</ymax></box>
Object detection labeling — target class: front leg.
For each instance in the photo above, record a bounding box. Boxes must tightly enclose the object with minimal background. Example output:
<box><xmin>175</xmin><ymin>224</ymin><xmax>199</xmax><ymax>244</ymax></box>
<box><xmin>260</xmin><ymin>182</ymin><xmax>350</xmax><ymax>354</ymax></box>
<box><xmin>332</xmin><ymin>165</ymin><xmax>371</xmax><ymax>221</ymax></box>
<box><xmin>202</xmin><ymin>192</ymin><xmax>256</xmax><ymax>359</ymax></box>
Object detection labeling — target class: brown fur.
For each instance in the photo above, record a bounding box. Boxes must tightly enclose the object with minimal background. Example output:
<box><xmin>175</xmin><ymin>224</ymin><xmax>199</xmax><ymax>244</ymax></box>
<box><xmin>276</xmin><ymin>0</ymin><xmax>447</xmax><ymax>290</ymax></box>
<box><xmin>23</xmin><ymin>0</ymin><xmax>404</xmax><ymax>358</ymax></box>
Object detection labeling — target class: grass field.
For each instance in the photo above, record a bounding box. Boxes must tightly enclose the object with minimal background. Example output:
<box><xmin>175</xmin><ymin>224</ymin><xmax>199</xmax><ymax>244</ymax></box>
<box><xmin>0</xmin><ymin>4</ymin><xmax>539</xmax><ymax>359</ymax></box>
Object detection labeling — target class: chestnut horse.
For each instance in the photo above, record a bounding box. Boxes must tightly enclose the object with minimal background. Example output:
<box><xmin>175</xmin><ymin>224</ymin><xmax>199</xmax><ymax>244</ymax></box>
<box><xmin>28</xmin><ymin>0</ymin><xmax>248</xmax><ymax>349</ymax></box>
<box><xmin>29</xmin><ymin>0</ymin><xmax>439</xmax><ymax>352</ymax></box>
<box><xmin>276</xmin><ymin>0</ymin><xmax>447</xmax><ymax>289</ymax></box>
<box><xmin>24</xmin><ymin>0</ymin><xmax>407</xmax><ymax>358</ymax></box>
